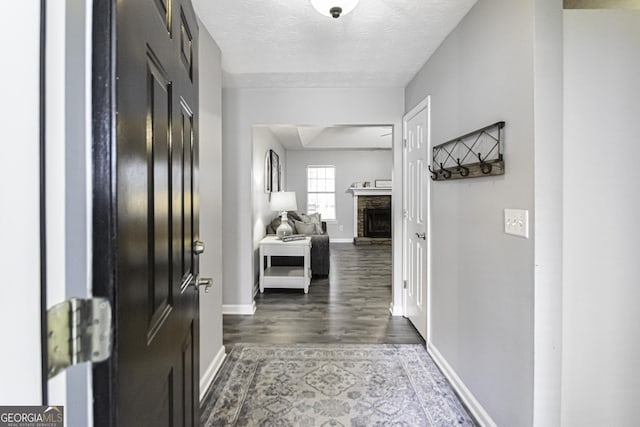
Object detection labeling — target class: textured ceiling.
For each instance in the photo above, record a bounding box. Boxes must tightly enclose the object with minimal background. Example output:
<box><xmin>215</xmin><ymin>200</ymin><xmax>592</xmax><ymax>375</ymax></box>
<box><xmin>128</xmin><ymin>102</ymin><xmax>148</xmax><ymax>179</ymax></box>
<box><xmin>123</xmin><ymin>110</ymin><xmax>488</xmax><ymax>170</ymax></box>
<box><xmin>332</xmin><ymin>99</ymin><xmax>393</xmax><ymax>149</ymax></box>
<box><xmin>193</xmin><ymin>0</ymin><xmax>477</xmax><ymax>88</ymax></box>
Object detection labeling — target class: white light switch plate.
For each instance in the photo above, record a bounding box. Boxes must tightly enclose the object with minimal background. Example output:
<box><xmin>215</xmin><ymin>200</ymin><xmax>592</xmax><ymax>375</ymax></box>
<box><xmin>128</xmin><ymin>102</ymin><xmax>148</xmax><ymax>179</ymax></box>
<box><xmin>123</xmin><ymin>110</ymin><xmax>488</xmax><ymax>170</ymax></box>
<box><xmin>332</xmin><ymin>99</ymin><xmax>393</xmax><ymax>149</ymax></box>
<box><xmin>504</xmin><ymin>209</ymin><xmax>529</xmax><ymax>238</ymax></box>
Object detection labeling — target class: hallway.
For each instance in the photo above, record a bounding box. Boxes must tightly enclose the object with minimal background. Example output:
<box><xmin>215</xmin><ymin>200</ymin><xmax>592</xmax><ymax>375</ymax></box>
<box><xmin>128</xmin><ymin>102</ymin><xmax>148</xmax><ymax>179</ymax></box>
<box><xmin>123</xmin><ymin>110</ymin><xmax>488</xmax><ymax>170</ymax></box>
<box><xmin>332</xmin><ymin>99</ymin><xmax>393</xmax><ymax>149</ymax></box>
<box><xmin>223</xmin><ymin>243</ymin><xmax>424</xmax><ymax>346</ymax></box>
<box><xmin>202</xmin><ymin>244</ymin><xmax>468</xmax><ymax>426</ymax></box>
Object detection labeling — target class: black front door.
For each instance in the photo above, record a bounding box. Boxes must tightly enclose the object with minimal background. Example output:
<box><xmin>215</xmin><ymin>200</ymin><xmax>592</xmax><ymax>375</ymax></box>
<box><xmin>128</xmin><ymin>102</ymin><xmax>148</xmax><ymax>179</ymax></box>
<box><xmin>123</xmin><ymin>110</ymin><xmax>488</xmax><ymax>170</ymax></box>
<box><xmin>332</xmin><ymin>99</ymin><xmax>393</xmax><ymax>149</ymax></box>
<box><xmin>92</xmin><ymin>0</ymin><xmax>200</xmax><ymax>425</ymax></box>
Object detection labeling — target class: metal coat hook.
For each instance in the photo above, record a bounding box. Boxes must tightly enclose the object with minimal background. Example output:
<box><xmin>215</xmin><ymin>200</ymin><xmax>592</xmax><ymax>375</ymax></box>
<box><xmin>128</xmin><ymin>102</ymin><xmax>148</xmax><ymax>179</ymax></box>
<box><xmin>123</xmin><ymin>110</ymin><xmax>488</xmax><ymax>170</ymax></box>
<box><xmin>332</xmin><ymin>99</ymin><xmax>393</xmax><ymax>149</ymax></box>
<box><xmin>456</xmin><ymin>158</ymin><xmax>470</xmax><ymax>177</ymax></box>
<box><xmin>440</xmin><ymin>162</ymin><xmax>452</xmax><ymax>179</ymax></box>
<box><xmin>477</xmin><ymin>153</ymin><xmax>492</xmax><ymax>174</ymax></box>
<box><xmin>427</xmin><ymin>165</ymin><xmax>438</xmax><ymax>180</ymax></box>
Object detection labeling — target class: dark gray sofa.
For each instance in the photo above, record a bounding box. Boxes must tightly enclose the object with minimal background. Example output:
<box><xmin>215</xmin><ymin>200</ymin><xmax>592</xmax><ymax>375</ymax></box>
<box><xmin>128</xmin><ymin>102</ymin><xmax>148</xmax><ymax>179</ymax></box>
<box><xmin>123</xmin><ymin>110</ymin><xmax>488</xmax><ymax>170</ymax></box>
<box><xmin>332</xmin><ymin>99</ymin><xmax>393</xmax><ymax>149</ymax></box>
<box><xmin>266</xmin><ymin>212</ymin><xmax>330</xmax><ymax>277</ymax></box>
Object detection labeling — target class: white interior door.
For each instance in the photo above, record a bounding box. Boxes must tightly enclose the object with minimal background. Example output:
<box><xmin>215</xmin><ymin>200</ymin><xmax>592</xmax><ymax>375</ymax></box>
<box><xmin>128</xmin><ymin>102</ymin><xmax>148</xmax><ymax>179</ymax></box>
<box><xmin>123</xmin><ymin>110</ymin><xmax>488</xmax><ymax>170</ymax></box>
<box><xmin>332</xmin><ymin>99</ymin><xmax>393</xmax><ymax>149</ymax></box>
<box><xmin>403</xmin><ymin>99</ymin><xmax>429</xmax><ymax>339</ymax></box>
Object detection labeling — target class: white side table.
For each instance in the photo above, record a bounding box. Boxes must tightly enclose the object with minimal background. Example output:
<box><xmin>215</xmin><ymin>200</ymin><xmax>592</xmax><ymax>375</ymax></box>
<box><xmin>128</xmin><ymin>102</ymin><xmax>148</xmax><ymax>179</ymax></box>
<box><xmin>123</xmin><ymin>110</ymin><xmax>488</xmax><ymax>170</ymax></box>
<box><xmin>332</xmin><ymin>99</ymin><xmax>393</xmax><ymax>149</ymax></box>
<box><xmin>259</xmin><ymin>235</ymin><xmax>312</xmax><ymax>294</ymax></box>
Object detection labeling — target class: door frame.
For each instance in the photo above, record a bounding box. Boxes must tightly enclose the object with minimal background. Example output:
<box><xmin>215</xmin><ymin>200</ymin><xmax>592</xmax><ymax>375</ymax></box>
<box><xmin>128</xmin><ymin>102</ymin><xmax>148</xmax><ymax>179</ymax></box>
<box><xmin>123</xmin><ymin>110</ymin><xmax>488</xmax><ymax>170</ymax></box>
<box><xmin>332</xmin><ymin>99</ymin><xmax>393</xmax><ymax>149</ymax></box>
<box><xmin>402</xmin><ymin>96</ymin><xmax>431</xmax><ymax>342</ymax></box>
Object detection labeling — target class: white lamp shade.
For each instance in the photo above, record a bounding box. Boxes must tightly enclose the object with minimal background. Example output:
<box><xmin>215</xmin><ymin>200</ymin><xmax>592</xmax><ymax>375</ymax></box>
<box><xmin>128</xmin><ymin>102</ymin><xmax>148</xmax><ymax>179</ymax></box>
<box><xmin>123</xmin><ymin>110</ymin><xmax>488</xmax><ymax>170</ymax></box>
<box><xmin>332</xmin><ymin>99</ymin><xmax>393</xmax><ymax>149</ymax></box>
<box><xmin>270</xmin><ymin>191</ymin><xmax>298</xmax><ymax>212</ymax></box>
<box><xmin>310</xmin><ymin>0</ymin><xmax>359</xmax><ymax>18</ymax></box>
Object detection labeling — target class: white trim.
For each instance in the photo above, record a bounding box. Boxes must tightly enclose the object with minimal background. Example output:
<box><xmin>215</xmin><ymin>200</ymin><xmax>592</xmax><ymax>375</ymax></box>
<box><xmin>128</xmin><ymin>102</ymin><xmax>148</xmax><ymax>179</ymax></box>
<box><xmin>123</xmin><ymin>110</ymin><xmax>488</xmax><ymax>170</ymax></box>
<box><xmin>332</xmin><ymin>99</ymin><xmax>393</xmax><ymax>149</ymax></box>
<box><xmin>222</xmin><ymin>302</ymin><xmax>256</xmax><ymax>315</ymax></box>
<box><xmin>425</xmin><ymin>97</ymin><xmax>432</xmax><ymax>344</ymax></box>
<box><xmin>427</xmin><ymin>342</ymin><xmax>497</xmax><ymax>427</ymax></box>
<box><xmin>330</xmin><ymin>238</ymin><xmax>353</xmax><ymax>243</ymax></box>
<box><xmin>389</xmin><ymin>302</ymin><xmax>403</xmax><ymax>316</ymax></box>
<box><xmin>349</xmin><ymin>187</ymin><xmax>393</xmax><ymax>239</ymax></box>
<box><xmin>348</xmin><ymin>187</ymin><xmax>392</xmax><ymax>196</ymax></box>
<box><xmin>199</xmin><ymin>346</ymin><xmax>226</xmax><ymax>402</ymax></box>
<box><xmin>404</xmin><ymin>97</ymin><xmax>430</xmax><ymax>126</ymax></box>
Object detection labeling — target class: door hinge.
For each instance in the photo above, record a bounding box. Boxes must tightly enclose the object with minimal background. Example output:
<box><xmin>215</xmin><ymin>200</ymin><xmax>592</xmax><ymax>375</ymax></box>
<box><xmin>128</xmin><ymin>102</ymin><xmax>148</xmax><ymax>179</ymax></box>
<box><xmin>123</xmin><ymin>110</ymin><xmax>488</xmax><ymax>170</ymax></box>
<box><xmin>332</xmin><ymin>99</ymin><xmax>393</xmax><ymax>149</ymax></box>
<box><xmin>47</xmin><ymin>297</ymin><xmax>112</xmax><ymax>379</ymax></box>
<box><xmin>403</xmin><ymin>138</ymin><xmax>407</xmax><ymax>148</ymax></box>
<box><xmin>404</xmin><ymin>280</ymin><xmax>407</xmax><ymax>289</ymax></box>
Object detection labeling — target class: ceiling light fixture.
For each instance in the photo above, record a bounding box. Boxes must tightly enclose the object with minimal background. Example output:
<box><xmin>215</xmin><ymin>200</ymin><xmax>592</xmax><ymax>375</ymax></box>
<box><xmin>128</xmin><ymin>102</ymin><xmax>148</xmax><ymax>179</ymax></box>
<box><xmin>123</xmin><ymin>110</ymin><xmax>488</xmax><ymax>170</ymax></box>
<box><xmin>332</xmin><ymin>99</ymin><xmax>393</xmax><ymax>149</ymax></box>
<box><xmin>310</xmin><ymin>0</ymin><xmax>359</xmax><ymax>19</ymax></box>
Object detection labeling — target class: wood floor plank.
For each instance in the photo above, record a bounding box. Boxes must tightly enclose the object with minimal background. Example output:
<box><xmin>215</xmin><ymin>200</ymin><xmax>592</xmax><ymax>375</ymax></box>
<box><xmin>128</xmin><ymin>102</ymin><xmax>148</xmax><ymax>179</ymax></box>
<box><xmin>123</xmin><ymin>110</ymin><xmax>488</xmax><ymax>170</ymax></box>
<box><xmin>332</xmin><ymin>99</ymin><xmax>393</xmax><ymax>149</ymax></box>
<box><xmin>223</xmin><ymin>243</ymin><xmax>425</xmax><ymax>346</ymax></box>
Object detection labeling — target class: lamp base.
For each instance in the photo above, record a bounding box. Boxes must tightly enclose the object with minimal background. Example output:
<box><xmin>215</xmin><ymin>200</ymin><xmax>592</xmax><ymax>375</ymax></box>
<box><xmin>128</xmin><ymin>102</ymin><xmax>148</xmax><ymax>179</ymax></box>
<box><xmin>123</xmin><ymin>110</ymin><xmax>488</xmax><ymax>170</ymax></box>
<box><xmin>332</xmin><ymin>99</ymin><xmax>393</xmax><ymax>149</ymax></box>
<box><xmin>276</xmin><ymin>222</ymin><xmax>293</xmax><ymax>239</ymax></box>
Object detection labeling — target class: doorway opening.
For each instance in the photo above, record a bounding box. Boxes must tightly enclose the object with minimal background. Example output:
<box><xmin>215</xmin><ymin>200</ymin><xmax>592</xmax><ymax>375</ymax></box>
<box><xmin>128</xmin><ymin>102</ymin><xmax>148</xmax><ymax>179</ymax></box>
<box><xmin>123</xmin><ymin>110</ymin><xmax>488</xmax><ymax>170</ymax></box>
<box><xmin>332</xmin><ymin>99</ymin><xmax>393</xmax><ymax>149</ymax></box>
<box><xmin>224</xmin><ymin>123</ymin><xmax>420</xmax><ymax>346</ymax></box>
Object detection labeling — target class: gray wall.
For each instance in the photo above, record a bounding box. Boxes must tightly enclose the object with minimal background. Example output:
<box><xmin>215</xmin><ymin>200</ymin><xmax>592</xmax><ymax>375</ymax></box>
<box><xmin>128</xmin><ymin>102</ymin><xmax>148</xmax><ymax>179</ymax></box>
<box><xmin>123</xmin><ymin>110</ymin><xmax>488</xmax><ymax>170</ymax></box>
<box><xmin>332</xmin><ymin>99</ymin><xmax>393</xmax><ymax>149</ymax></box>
<box><xmin>285</xmin><ymin>150</ymin><xmax>392</xmax><ymax>240</ymax></box>
<box><xmin>222</xmin><ymin>88</ymin><xmax>404</xmax><ymax>314</ymax></box>
<box><xmin>562</xmin><ymin>10</ymin><xmax>640</xmax><ymax>426</ymax></box>
<box><xmin>252</xmin><ymin>127</ymin><xmax>286</xmax><ymax>286</ymax></box>
<box><xmin>197</xmin><ymin>22</ymin><xmax>225</xmax><ymax>397</ymax></box>
<box><xmin>405</xmin><ymin>0</ymin><xmax>536</xmax><ymax>424</ymax></box>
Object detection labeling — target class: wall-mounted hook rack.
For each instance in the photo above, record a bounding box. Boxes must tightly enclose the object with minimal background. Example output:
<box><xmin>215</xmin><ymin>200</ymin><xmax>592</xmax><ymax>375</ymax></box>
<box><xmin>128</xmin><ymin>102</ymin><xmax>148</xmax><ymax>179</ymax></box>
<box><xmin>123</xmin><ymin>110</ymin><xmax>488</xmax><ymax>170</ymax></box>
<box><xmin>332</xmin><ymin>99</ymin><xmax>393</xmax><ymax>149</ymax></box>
<box><xmin>456</xmin><ymin>158</ymin><xmax>470</xmax><ymax>177</ymax></box>
<box><xmin>439</xmin><ymin>162</ymin><xmax>452</xmax><ymax>179</ymax></box>
<box><xmin>430</xmin><ymin>121</ymin><xmax>505</xmax><ymax>181</ymax></box>
<box><xmin>427</xmin><ymin>165</ymin><xmax>438</xmax><ymax>180</ymax></box>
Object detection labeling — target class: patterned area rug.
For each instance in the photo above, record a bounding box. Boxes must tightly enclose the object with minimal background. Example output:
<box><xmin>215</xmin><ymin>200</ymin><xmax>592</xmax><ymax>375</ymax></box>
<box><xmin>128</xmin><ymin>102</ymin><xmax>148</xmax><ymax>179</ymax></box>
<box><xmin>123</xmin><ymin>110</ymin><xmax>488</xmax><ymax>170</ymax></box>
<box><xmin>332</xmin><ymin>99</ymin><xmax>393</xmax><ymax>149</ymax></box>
<box><xmin>201</xmin><ymin>344</ymin><xmax>475</xmax><ymax>426</ymax></box>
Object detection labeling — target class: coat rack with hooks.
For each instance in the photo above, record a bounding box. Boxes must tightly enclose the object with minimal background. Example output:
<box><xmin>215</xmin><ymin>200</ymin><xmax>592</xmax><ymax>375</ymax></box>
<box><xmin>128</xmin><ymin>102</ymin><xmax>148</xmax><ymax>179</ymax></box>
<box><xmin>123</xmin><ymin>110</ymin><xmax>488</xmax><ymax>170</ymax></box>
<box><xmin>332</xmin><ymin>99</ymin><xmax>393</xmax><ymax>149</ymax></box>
<box><xmin>428</xmin><ymin>121</ymin><xmax>505</xmax><ymax>181</ymax></box>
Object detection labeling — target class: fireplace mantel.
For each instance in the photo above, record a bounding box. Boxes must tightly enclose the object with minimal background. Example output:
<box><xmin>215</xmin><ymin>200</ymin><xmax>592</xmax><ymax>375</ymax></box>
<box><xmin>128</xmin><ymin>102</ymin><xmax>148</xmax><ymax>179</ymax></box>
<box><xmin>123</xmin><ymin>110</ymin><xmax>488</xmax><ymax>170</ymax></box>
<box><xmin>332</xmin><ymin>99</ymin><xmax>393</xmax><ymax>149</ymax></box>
<box><xmin>349</xmin><ymin>187</ymin><xmax>392</xmax><ymax>239</ymax></box>
<box><xmin>349</xmin><ymin>187</ymin><xmax>392</xmax><ymax>197</ymax></box>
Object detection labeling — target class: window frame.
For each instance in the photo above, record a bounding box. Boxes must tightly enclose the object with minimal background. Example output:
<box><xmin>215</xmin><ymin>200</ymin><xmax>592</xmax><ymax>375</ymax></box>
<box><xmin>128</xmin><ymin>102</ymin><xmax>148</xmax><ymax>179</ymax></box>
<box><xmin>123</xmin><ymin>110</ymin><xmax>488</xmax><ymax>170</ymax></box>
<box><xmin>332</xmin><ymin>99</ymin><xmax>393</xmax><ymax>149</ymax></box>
<box><xmin>306</xmin><ymin>165</ymin><xmax>336</xmax><ymax>221</ymax></box>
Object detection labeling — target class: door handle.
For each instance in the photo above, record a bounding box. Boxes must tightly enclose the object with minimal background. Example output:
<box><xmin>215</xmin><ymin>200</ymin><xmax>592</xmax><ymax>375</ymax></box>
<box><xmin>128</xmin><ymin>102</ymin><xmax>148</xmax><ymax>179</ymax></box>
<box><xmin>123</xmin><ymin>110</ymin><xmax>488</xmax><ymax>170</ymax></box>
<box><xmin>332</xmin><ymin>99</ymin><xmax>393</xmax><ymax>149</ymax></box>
<box><xmin>193</xmin><ymin>276</ymin><xmax>213</xmax><ymax>293</ymax></box>
<box><xmin>193</xmin><ymin>240</ymin><xmax>205</xmax><ymax>255</ymax></box>
<box><xmin>415</xmin><ymin>232</ymin><xmax>426</xmax><ymax>240</ymax></box>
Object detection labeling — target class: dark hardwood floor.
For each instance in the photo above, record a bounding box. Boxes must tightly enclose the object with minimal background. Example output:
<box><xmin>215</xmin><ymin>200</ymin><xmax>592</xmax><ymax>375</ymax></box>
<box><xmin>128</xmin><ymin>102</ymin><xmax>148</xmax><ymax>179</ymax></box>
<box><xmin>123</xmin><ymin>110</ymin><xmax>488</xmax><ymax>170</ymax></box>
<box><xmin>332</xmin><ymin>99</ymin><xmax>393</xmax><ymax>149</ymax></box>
<box><xmin>223</xmin><ymin>243</ymin><xmax>425</xmax><ymax>346</ymax></box>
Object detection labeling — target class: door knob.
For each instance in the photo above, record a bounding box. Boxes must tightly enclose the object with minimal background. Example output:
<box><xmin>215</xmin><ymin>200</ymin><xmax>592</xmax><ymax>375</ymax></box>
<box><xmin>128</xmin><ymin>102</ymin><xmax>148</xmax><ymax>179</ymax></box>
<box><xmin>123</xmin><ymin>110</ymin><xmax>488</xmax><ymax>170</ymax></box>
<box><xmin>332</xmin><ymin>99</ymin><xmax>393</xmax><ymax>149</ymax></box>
<box><xmin>415</xmin><ymin>232</ymin><xmax>426</xmax><ymax>240</ymax></box>
<box><xmin>193</xmin><ymin>240</ymin><xmax>205</xmax><ymax>255</ymax></box>
<box><xmin>194</xmin><ymin>276</ymin><xmax>213</xmax><ymax>293</ymax></box>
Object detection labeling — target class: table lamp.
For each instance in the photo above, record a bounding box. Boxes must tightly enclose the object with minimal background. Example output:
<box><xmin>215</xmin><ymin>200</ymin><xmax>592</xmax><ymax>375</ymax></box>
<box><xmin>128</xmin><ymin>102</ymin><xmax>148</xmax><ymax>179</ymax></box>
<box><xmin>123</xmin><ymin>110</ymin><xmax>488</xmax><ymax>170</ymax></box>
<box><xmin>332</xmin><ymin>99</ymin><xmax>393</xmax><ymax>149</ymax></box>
<box><xmin>270</xmin><ymin>191</ymin><xmax>298</xmax><ymax>238</ymax></box>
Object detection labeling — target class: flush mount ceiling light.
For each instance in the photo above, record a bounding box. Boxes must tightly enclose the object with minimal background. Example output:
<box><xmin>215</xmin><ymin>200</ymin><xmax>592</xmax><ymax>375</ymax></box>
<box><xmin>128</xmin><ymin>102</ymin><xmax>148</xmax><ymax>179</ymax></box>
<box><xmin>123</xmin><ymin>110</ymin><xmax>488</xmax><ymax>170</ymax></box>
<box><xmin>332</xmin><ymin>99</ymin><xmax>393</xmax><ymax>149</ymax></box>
<box><xmin>310</xmin><ymin>0</ymin><xmax>360</xmax><ymax>18</ymax></box>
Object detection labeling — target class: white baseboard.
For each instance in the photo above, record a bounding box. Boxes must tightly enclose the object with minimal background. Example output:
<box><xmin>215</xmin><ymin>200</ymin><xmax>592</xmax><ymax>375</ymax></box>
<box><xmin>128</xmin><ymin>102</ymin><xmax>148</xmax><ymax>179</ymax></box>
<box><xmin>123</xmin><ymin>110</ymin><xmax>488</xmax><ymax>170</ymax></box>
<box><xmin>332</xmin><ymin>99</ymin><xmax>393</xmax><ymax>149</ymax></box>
<box><xmin>389</xmin><ymin>302</ymin><xmax>404</xmax><ymax>316</ymax></box>
<box><xmin>330</xmin><ymin>238</ymin><xmax>353</xmax><ymax>243</ymax></box>
<box><xmin>222</xmin><ymin>302</ymin><xmax>256</xmax><ymax>315</ymax></box>
<box><xmin>199</xmin><ymin>346</ymin><xmax>226</xmax><ymax>402</ymax></box>
<box><xmin>427</xmin><ymin>342</ymin><xmax>497</xmax><ymax>427</ymax></box>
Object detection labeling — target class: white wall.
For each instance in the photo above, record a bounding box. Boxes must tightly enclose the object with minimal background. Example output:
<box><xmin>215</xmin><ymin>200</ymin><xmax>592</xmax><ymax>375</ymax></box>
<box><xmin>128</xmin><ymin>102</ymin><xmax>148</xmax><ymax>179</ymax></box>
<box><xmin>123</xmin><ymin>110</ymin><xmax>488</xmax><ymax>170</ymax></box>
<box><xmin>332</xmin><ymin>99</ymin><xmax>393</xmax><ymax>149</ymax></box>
<box><xmin>405</xmin><ymin>0</ymin><xmax>536</xmax><ymax>424</ymax></box>
<box><xmin>197</xmin><ymin>21</ymin><xmax>225</xmax><ymax>400</ymax></box>
<box><xmin>0</xmin><ymin>0</ymin><xmax>43</xmax><ymax>405</ymax></box>
<box><xmin>222</xmin><ymin>88</ymin><xmax>404</xmax><ymax>314</ymax></box>
<box><xmin>285</xmin><ymin>149</ymin><xmax>392</xmax><ymax>240</ymax></box>
<box><xmin>562</xmin><ymin>10</ymin><xmax>640</xmax><ymax>426</ymax></box>
<box><xmin>251</xmin><ymin>127</ymin><xmax>286</xmax><ymax>287</ymax></box>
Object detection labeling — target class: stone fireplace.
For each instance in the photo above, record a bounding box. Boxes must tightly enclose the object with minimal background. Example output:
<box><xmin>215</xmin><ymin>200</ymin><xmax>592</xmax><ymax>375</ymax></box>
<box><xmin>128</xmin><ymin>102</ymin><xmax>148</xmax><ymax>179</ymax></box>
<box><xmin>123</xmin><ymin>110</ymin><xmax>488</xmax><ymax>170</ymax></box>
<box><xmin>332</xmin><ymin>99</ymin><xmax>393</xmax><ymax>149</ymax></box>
<box><xmin>350</xmin><ymin>188</ymin><xmax>392</xmax><ymax>244</ymax></box>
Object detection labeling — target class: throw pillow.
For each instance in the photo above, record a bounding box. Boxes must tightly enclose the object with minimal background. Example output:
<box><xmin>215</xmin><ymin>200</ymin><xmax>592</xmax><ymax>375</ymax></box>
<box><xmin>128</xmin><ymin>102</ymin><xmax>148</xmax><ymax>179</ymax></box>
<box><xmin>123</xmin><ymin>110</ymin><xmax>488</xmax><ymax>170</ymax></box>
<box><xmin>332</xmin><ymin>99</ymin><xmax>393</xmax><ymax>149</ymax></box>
<box><xmin>294</xmin><ymin>220</ymin><xmax>317</xmax><ymax>236</ymax></box>
<box><xmin>301</xmin><ymin>212</ymin><xmax>321</xmax><ymax>223</ymax></box>
<box><xmin>300</xmin><ymin>213</ymin><xmax>323</xmax><ymax>234</ymax></box>
<box><xmin>288</xmin><ymin>211</ymin><xmax>302</xmax><ymax>222</ymax></box>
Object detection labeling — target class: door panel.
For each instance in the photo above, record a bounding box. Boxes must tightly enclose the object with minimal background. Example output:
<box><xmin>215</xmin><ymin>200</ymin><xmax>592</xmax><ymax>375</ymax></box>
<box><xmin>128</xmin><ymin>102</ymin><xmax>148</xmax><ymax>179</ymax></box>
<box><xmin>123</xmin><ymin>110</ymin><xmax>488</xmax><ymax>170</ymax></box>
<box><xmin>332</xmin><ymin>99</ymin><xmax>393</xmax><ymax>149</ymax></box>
<box><xmin>147</xmin><ymin>50</ymin><xmax>173</xmax><ymax>334</ymax></box>
<box><xmin>180</xmin><ymin>101</ymin><xmax>194</xmax><ymax>286</ymax></box>
<box><xmin>404</xmin><ymin>101</ymin><xmax>429</xmax><ymax>340</ymax></box>
<box><xmin>92</xmin><ymin>0</ymin><xmax>200</xmax><ymax>425</ymax></box>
